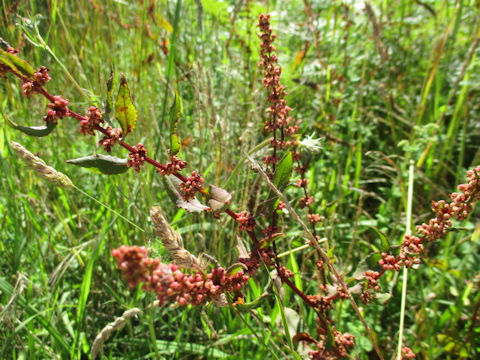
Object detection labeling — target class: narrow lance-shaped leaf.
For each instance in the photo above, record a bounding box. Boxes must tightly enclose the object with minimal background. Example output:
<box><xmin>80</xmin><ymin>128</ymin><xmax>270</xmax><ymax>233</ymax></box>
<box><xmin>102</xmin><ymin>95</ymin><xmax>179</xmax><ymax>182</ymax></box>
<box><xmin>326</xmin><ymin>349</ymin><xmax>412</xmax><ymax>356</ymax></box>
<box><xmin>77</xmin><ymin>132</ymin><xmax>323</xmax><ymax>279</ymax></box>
<box><xmin>114</xmin><ymin>74</ymin><xmax>137</xmax><ymax>136</ymax></box>
<box><xmin>103</xmin><ymin>67</ymin><xmax>115</xmax><ymax>127</ymax></box>
<box><xmin>0</xmin><ymin>49</ymin><xmax>35</xmax><ymax>79</ymax></box>
<box><xmin>66</xmin><ymin>154</ymin><xmax>129</xmax><ymax>175</ymax></box>
<box><xmin>273</xmin><ymin>151</ymin><xmax>293</xmax><ymax>191</ymax></box>
<box><xmin>6</xmin><ymin>116</ymin><xmax>56</xmax><ymax>137</ymax></box>
<box><xmin>169</xmin><ymin>89</ymin><xmax>182</xmax><ymax>155</ymax></box>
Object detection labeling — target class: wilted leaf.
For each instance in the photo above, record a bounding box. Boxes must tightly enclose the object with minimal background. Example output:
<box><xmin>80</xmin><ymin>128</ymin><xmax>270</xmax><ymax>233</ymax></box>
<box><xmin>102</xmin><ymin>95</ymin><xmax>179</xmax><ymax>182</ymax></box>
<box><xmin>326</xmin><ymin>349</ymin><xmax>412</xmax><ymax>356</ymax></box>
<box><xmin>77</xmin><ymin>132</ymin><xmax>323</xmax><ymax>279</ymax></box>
<box><xmin>6</xmin><ymin>116</ymin><xmax>56</xmax><ymax>137</ymax></box>
<box><xmin>0</xmin><ymin>49</ymin><xmax>35</xmax><ymax>78</ymax></box>
<box><xmin>207</xmin><ymin>184</ymin><xmax>231</xmax><ymax>210</ymax></box>
<box><xmin>374</xmin><ymin>292</ymin><xmax>392</xmax><ymax>304</ymax></box>
<box><xmin>163</xmin><ymin>175</ymin><xmax>209</xmax><ymax>213</ymax></box>
<box><xmin>114</xmin><ymin>74</ymin><xmax>137</xmax><ymax>136</ymax></box>
<box><xmin>66</xmin><ymin>154</ymin><xmax>129</xmax><ymax>175</ymax></box>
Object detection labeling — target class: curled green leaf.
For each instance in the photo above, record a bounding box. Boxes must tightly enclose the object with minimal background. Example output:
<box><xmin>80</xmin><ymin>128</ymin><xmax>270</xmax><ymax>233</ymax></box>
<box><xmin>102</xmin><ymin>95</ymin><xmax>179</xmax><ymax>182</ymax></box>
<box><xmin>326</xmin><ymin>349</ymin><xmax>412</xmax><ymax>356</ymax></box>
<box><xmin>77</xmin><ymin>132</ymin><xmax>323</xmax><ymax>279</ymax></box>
<box><xmin>6</xmin><ymin>116</ymin><xmax>56</xmax><ymax>137</ymax></box>
<box><xmin>66</xmin><ymin>154</ymin><xmax>129</xmax><ymax>175</ymax></box>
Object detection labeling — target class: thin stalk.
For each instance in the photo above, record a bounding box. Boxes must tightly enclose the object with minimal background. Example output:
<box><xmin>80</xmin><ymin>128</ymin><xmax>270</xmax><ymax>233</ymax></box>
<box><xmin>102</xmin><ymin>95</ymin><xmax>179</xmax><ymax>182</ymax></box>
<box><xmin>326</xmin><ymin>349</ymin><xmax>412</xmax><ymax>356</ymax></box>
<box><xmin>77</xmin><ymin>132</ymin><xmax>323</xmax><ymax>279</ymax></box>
<box><xmin>397</xmin><ymin>160</ymin><xmax>415</xmax><ymax>358</ymax></box>
<box><xmin>72</xmin><ymin>185</ymin><xmax>145</xmax><ymax>233</ymax></box>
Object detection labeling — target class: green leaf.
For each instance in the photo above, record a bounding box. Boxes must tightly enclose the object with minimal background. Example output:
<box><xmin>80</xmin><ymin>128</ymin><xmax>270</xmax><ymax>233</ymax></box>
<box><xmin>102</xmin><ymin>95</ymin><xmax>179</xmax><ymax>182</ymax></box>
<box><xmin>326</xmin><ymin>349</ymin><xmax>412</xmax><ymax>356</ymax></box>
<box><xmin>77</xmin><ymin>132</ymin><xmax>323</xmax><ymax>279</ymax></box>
<box><xmin>273</xmin><ymin>152</ymin><xmax>293</xmax><ymax>191</ymax></box>
<box><xmin>114</xmin><ymin>74</ymin><xmax>137</xmax><ymax>136</ymax></box>
<box><xmin>0</xmin><ymin>49</ymin><xmax>35</xmax><ymax>78</ymax></box>
<box><xmin>66</xmin><ymin>154</ymin><xmax>129</xmax><ymax>175</ymax></box>
<box><xmin>169</xmin><ymin>89</ymin><xmax>182</xmax><ymax>155</ymax></box>
<box><xmin>6</xmin><ymin>116</ymin><xmax>56</xmax><ymax>137</ymax></box>
<box><xmin>103</xmin><ymin>67</ymin><xmax>115</xmax><ymax>127</ymax></box>
<box><xmin>369</xmin><ymin>226</ymin><xmax>390</xmax><ymax>252</ymax></box>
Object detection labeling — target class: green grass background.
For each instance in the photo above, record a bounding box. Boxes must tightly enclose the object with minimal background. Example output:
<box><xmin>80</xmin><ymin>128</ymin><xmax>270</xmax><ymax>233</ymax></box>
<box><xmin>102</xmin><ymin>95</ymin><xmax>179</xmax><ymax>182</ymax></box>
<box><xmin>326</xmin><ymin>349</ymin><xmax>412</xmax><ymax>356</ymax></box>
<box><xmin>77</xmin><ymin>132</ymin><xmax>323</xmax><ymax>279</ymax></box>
<box><xmin>1</xmin><ymin>0</ymin><xmax>480</xmax><ymax>359</ymax></box>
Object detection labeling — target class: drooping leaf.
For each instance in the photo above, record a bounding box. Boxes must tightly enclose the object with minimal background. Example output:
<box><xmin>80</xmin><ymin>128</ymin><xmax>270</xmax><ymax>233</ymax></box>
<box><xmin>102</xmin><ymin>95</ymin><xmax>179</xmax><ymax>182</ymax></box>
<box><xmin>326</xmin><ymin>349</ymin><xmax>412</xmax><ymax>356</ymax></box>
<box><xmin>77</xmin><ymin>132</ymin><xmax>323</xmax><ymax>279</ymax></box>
<box><xmin>169</xmin><ymin>89</ymin><xmax>182</xmax><ymax>155</ymax></box>
<box><xmin>6</xmin><ymin>116</ymin><xmax>56</xmax><ymax>137</ymax></box>
<box><xmin>273</xmin><ymin>151</ymin><xmax>293</xmax><ymax>191</ymax></box>
<box><xmin>177</xmin><ymin>197</ymin><xmax>210</xmax><ymax>213</ymax></box>
<box><xmin>103</xmin><ymin>67</ymin><xmax>115</xmax><ymax>127</ymax></box>
<box><xmin>0</xmin><ymin>49</ymin><xmax>35</xmax><ymax>78</ymax></box>
<box><xmin>66</xmin><ymin>154</ymin><xmax>129</xmax><ymax>175</ymax></box>
<box><xmin>114</xmin><ymin>74</ymin><xmax>137</xmax><ymax>136</ymax></box>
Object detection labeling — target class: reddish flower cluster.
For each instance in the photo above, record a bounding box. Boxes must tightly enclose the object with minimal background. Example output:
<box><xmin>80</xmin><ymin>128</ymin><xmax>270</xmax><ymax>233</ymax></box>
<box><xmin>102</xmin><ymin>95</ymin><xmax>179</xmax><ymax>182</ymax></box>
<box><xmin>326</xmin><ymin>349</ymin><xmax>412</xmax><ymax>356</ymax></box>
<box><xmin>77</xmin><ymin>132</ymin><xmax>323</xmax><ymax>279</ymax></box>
<box><xmin>157</xmin><ymin>155</ymin><xmax>187</xmax><ymax>176</ymax></box>
<box><xmin>43</xmin><ymin>95</ymin><xmax>69</xmax><ymax>123</ymax></box>
<box><xmin>33</xmin><ymin>66</ymin><xmax>51</xmax><ymax>86</ymax></box>
<box><xmin>22</xmin><ymin>67</ymin><xmax>51</xmax><ymax>97</ymax></box>
<box><xmin>236</xmin><ymin>211</ymin><xmax>256</xmax><ymax>231</ymax></box>
<box><xmin>361</xmin><ymin>166</ymin><xmax>480</xmax><ymax>301</ymax></box>
<box><xmin>299</xmin><ymin>195</ymin><xmax>314</xmax><ymax>208</ymax></box>
<box><xmin>99</xmin><ymin>126</ymin><xmax>122</xmax><ymax>152</ymax></box>
<box><xmin>307</xmin><ymin>213</ymin><xmax>323</xmax><ymax>224</ymax></box>
<box><xmin>257</xmin><ymin>14</ymin><xmax>299</xmax><ymax>162</ymax></box>
<box><xmin>127</xmin><ymin>143</ymin><xmax>147</xmax><ymax>172</ymax></box>
<box><xmin>307</xmin><ymin>329</ymin><xmax>355</xmax><ymax>360</ymax></box>
<box><xmin>399</xmin><ymin>346</ymin><xmax>416</xmax><ymax>359</ymax></box>
<box><xmin>112</xmin><ymin>245</ymin><xmax>252</xmax><ymax>306</ymax></box>
<box><xmin>80</xmin><ymin>106</ymin><xmax>104</xmax><ymax>135</ymax></box>
<box><xmin>295</xmin><ymin>178</ymin><xmax>309</xmax><ymax>188</ymax></box>
<box><xmin>179</xmin><ymin>171</ymin><xmax>204</xmax><ymax>200</ymax></box>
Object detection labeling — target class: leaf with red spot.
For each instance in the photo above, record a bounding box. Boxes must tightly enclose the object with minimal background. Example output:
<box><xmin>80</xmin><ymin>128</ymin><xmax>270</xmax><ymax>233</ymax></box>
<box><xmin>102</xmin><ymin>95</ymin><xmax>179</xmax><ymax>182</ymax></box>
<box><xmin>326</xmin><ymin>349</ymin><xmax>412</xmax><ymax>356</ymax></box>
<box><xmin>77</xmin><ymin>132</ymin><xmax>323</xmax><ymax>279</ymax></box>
<box><xmin>114</xmin><ymin>74</ymin><xmax>137</xmax><ymax>136</ymax></box>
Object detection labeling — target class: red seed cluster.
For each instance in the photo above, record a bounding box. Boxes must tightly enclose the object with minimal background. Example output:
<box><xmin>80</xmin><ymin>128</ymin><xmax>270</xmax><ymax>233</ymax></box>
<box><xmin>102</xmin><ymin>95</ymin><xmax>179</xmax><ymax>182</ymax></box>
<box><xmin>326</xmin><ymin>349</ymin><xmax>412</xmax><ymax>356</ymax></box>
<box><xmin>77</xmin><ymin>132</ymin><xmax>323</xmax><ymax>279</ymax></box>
<box><xmin>157</xmin><ymin>155</ymin><xmax>187</xmax><ymax>176</ymax></box>
<box><xmin>80</xmin><ymin>106</ymin><xmax>104</xmax><ymax>135</ymax></box>
<box><xmin>112</xmin><ymin>245</ymin><xmax>252</xmax><ymax>306</ymax></box>
<box><xmin>307</xmin><ymin>329</ymin><xmax>355</xmax><ymax>360</ymax></box>
<box><xmin>299</xmin><ymin>196</ymin><xmax>314</xmax><ymax>208</ymax></box>
<box><xmin>257</xmin><ymin>14</ymin><xmax>299</xmax><ymax>160</ymax></box>
<box><xmin>99</xmin><ymin>126</ymin><xmax>122</xmax><ymax>152</ymax></box>
<box><xmin>33</xmin><ymin>66</ymin><xmax>51</xmax><ymax>86</ymax></box>
<box><xmin>127</xmin><ymin>143</ymin><xmax>147</xmax><ymax>172</ymax></box>
<box><xmin>236</xmin><ymin>211</ymin><xmax>256</xmax><ymax>232</ymax></box>
<box><xmin>307</xmin><ymin>213</ymin><xmax>323</xmax><ymax>224</ymax></box>
<box><xmin>179</xmin><ymin>171</ymin><xmax>204</xmax><ymax>200</ymax></box>
<box><xmin>43</xmin><ymin>95</ymin><xmax>69</xmax><ymax>123</ymax></box>
<box><xmin>400</xmin><ymin>346</ymin><xmax>416</xmax><ymax>359</ymax></box>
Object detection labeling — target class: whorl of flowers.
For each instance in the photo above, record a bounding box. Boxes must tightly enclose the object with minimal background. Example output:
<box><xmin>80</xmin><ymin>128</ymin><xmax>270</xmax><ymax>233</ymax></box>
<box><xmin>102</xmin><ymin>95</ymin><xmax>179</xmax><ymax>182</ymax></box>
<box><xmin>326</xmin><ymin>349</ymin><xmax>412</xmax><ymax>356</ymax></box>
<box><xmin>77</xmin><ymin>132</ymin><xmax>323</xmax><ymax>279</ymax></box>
<box><xmin>112</xmin><ymin>245</ymin><xmax>252</xmax><ymax>306</ymax></box>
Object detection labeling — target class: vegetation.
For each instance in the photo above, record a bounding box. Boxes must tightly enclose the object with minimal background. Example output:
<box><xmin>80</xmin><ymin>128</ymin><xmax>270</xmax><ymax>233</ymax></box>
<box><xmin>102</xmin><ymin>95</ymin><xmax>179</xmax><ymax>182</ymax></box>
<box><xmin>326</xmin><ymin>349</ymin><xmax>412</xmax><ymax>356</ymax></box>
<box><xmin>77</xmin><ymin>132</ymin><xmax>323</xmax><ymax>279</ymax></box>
<box><xmin>1</xmin><ymin>1</ymin><xmax>479</xmax><ymax>359</ymax></box>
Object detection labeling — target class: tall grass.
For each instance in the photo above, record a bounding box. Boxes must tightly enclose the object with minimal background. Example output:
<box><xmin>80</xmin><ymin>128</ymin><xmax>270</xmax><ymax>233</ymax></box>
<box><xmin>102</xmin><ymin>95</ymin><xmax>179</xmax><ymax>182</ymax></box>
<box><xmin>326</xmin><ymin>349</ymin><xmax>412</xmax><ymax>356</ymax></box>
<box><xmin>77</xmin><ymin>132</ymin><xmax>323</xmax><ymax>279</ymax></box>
<box><xmin>1</xmin><ymin>0</ymin><xmax>479</xmax><ymax>359</ymax></box>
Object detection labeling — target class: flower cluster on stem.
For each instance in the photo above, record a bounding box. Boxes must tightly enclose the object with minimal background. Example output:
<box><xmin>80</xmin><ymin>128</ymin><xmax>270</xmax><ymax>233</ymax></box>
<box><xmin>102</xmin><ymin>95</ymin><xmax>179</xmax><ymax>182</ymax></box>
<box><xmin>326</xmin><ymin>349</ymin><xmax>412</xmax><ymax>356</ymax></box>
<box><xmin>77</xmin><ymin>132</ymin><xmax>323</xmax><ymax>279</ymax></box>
<box><xmin>112</xmin><ymin>245</ymin><xmax>254</xmax><ymax>306</ymax></box>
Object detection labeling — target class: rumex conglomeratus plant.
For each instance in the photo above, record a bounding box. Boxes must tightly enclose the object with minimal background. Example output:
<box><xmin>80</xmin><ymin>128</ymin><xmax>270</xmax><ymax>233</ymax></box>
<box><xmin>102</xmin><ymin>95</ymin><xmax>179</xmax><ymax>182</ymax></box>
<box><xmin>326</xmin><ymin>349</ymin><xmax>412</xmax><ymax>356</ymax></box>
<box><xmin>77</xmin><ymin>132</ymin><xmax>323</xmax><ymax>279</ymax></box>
<box><xmin>3</xmin><ymin>14</ymin><xmax>480</xmax><ymax>359</ymax></box>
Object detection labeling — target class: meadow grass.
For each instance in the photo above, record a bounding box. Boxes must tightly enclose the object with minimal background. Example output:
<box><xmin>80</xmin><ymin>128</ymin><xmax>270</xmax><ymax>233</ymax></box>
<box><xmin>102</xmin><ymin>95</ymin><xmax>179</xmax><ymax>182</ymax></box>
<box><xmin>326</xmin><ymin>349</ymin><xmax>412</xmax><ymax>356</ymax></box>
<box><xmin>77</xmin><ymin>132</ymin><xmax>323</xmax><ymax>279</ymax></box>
<box><xmin>1</xmin><ymin>1</ymin><xmax>480</xmax><ymax>359</ymax></box>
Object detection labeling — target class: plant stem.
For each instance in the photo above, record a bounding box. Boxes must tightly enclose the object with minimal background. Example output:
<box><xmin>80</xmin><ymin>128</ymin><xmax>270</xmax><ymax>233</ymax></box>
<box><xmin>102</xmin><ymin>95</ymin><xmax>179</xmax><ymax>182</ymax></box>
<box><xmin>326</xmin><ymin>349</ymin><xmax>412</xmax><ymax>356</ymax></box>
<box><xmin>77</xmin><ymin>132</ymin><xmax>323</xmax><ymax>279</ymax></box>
<box><xmin>397</xmin><ymin>160</ymin><xmax>415</xmax><ymax>359</ymax></box>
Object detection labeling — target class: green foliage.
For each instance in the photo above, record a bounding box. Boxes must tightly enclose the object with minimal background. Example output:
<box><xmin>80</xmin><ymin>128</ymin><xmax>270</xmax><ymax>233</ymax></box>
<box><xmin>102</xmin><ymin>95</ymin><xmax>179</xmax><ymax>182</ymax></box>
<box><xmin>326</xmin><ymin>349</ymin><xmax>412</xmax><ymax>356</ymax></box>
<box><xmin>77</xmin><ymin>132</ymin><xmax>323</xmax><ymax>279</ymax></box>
<box><xmin>1</xmin><ymin>1</ymin><xmax>480</xmax><ymax>359</ymax></box>
<box><xmin>114</xmin><ymin>74</ymin><xmax>137</xmax><ymax>136</ymax></box>
<box><xmin>66</xmin><ymin>154</ymin><xmax>129</xmax><ymax>175</ymax></box>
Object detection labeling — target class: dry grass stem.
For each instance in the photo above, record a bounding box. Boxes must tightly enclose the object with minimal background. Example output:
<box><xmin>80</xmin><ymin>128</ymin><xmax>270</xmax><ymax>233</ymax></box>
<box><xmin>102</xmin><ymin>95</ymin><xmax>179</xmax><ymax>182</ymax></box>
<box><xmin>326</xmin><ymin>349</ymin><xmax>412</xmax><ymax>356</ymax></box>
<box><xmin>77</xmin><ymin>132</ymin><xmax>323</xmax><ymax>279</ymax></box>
<box><xmin>10</xmin><ymin>141</ymin><xmax>73</xmax><ymax>188</ymax></box>
<box><xmin>91</xmin><ymin>308</ymin><xmax>141</xmax><ymax>360</ymax></box>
